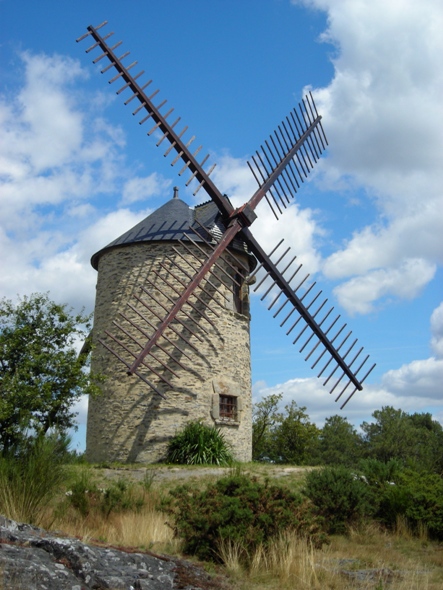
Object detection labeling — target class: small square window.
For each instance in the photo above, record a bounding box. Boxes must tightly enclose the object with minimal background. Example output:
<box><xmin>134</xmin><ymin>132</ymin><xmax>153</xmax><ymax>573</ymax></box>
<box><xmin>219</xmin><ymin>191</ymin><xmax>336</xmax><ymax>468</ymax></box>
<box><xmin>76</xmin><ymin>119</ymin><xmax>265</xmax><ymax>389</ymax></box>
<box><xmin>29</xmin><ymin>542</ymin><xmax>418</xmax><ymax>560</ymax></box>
<box><xmin>219</xmin><ymin>395</ymin><xmax>238</xmax><ymax>421</ymax></box>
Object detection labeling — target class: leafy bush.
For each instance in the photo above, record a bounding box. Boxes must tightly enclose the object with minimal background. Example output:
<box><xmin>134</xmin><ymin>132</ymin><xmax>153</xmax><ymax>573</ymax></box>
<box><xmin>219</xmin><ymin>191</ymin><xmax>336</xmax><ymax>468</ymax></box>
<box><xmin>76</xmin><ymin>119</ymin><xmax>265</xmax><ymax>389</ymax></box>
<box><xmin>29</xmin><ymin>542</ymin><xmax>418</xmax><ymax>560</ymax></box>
<box><xmin>0</xmin><ymin>435</ymin><xmax>67</xmax><ymax>525</ymax></box>
<box><xmin>358</xmin><ymin>458</ymin><xmax>403</xmax><ymax>487</ymax></box>
<box><xmin>162</xmin><ymin>474</ymin><xmax>326</xmax><ymax>562</ymax></box>
<box><xmin>303</xmin><ymin>466</ymin><xmax>374</xmax><ymax>534</ymax></box>
<box><xmin>375</xmin><ymin>470</ymin><xmax>443</xmax><ymax>539</ymax></box>
<box><xmin>166</xmin><ymin>420</ymin><xmax>233</xmax><ymax>465</ymax></box>
<box><xmin>66</xmin><ymin>471</ymin><xmax>145</xmax><ymax>518</ymax></box>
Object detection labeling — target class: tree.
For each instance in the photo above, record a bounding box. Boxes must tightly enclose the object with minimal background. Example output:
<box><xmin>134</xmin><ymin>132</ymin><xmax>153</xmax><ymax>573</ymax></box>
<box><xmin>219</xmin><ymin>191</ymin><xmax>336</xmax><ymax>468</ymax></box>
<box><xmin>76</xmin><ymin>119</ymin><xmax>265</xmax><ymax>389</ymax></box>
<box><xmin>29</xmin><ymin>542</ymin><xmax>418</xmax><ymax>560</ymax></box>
<box><xmin>360</xmin><ymin>407</ymin><xmax>413</xmax><ymax>463</ymax></box>
<box><xmin>318</xmin><ymin>415</ymin><xmax>362</xmax><ymax>467</ymax></box>
<box><xmin>252</xmin><ymin>395</ymin><xmax>319</xmax><ymax>464</ymax></box>
<box><xmin>271</xmin><ymin>401</ymin><xmax>319</xmax><ymax>464</ymax></box>
<box><xmin>252</xmin><ymin>392</ymin><xmax>283</xmax><ymax>460</ymax></box>
<box><xmin>361</xmin><ymin>406</ymin><xmax>443</xmax><ymax>472</ymax></box>
<box><xmin>0</xmin><ymin>293</ymin><xmax>98</xmax><ymax>454</ymax></box>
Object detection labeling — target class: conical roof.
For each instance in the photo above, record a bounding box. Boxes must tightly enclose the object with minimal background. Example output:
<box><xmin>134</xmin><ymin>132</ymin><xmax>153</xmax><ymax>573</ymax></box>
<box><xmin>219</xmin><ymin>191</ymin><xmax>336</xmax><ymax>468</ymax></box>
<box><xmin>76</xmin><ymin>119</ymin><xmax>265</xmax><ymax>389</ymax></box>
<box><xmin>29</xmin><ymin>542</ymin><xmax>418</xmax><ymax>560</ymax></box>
<box><xmin>91</xmin><ymin>189</ymin><xmax>256</xmax><ymax>270</ymax></box>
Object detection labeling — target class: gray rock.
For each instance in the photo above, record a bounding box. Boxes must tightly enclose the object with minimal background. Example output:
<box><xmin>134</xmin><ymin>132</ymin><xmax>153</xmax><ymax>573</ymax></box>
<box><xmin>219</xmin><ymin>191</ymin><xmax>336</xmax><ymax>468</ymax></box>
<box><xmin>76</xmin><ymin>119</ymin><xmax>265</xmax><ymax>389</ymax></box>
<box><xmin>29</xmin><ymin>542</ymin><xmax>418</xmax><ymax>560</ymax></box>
<box><xmin>0</xmin><ymin>516</ymin><xmax>227</xmax><ymax>590</ymax></box>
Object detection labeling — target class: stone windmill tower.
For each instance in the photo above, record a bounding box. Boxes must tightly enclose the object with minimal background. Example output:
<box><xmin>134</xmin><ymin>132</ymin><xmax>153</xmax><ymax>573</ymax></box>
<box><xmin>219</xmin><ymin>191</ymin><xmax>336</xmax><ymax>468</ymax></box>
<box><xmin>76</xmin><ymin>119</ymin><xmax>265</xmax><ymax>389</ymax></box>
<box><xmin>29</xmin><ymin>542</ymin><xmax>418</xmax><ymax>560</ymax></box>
<box><xmin>86</xmin><ymin>189</ymin><xmax>256</xmax><ymax>463</ymax></box>
<box><xmin>79</xmin><ymin>22</ymin><xmax>375</xmax><ymax>464</ymax></box>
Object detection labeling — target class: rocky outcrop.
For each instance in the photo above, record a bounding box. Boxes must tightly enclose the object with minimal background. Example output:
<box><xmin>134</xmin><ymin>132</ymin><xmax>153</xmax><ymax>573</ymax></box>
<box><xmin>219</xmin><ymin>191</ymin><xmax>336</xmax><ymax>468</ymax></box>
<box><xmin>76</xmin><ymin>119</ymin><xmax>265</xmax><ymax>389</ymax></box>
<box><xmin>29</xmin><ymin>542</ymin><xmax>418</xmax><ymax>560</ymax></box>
<box><xmin>0</xmin><ymin>516</ymin><xmax>227</xmax><ymax>590</ymax></box>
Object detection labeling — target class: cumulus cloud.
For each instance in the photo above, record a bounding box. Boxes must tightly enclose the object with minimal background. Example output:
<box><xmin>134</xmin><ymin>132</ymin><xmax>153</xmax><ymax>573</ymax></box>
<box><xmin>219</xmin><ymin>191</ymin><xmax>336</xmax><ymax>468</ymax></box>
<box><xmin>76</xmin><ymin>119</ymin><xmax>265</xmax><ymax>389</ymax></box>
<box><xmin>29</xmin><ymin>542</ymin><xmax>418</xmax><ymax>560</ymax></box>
<box><xmin>377</xmin><ymin>300</ymin><xmax>443</xmax><ymax>400</ymax></box>
<box><xmin>381</xmin><ymin>358</ymin><xmax>443</xmax><ymax>400</ymax></box>
<box><xmin>253</xmin><ymin>302</ymin><xmax>443</xmax><ymax>427</ymax></box>
<box><xmin>0</xmin><ymin>51</ymin><xmax>169</xmax><ymax>313</ymax></box>
<box><xmin>211</xmin><ymin>154</ymin><xmax>323</xmax><ymax>273</ymax></box>
<box><xmin>333</xmin><ymin>258</ymin><xmax>436</xmax><ymax>315</ymax></box>
<box><xmin>430</xmin><ymin>302</ymin><xmax>443</xmax><ymax>358</ymax></box>
<box><xmin>252</xmin><ymin>375</ymin><xmax>440</xmax><ymax>428</ymax></box>
<box><xmin>292</xmin><ymin>0</ymin><xmax>443</xmax><ymax>315</ymax></box>
<box><xmin>121</xmin><ymin>174</ymin><xmax>172</xmax><ymax>205</ymax></box>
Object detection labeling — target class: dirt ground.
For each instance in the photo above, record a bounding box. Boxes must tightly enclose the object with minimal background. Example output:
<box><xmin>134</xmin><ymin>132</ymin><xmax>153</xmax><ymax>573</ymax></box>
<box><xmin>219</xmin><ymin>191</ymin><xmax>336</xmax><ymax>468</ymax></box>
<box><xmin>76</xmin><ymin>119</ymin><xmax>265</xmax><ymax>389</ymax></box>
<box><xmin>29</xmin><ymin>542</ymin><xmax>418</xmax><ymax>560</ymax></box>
<box><xmin>98</xmin><ymin>464</ymin><xmax>311</xmax><ymax>484</ymax></box>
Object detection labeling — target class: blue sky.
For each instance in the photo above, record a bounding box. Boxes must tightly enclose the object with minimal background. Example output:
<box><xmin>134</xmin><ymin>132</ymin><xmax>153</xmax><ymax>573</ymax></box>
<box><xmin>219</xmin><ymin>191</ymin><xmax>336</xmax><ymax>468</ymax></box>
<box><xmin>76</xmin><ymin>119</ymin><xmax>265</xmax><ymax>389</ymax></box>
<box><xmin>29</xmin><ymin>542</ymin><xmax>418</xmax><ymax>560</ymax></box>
<box><xmin>1</xmin><ymin>0</ymin><xmax>442</xmax><ymax>450</ymax></box>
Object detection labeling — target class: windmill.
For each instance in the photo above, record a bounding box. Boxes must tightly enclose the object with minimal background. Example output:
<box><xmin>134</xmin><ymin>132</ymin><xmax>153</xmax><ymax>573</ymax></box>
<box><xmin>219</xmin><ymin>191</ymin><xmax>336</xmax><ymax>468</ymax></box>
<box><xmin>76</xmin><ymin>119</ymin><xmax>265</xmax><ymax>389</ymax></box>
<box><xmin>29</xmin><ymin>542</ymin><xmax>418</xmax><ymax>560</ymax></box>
<box><xmin>77</xmin><ymin>21</ymin><xmax>375</xmax><ymax>463</ymax></box>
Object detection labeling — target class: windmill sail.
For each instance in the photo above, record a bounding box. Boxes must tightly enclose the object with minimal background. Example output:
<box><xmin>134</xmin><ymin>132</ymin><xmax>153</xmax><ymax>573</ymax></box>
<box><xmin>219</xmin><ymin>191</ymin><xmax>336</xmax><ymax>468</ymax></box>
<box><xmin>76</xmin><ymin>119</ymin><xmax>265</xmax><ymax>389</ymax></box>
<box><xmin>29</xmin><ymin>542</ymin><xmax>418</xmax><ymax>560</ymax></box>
<box><xmin>78</xmin><ymin>22</ymin><xmax>375</xmax><ymax>408</ymax></box>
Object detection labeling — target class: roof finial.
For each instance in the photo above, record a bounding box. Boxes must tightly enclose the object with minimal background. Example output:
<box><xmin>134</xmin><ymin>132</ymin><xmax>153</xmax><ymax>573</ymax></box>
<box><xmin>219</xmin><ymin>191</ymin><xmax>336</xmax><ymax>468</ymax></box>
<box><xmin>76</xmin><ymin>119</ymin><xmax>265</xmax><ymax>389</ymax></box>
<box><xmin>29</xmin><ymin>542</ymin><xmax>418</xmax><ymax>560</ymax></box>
<box><xmin>173</xmin><ymin>186</ymin><xmax>179</xmax><ymax>199</ymax></box>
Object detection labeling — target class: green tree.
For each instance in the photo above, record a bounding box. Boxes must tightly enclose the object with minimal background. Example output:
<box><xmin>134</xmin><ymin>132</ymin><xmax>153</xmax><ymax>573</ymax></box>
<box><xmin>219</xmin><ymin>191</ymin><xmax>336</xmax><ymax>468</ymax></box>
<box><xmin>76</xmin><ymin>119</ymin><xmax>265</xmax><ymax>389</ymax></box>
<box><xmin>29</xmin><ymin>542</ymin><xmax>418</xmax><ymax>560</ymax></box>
<box><xmin>252</xmin><ymin>392</ymin><xmax>283</xmax><ymax>460</ymax></box>
<box><xmin>253</xmin><ymin>395</ymin><xmax>319</xmax><ymax>464</ymax></box>
<box><xmin>360</xmin><ymin>407</ymin><xmax>414</xmax><ymax>464</ymax></box>
<box><xmin>318</xmin><ymin>415</ymin><xmax>362</xmax><ymax>467</ymax></box>
<box><xmin>361</xmin><ymin>406</ymin><xmax>443</xmax><ymax>472</ymax></box>
<box><xmin>408</xmin><ymin>412</ymin><xmax>443</xmax><ymax>473</ymax></box>
<box><xmin>0</xmin><ymin>293</ymin><xmax>98</xmax><ymax>454</ymax></box>
<box><xmin>271</xmin><ymin>401</ymin><xmax>319</xmax><ymax>464</ymax></box>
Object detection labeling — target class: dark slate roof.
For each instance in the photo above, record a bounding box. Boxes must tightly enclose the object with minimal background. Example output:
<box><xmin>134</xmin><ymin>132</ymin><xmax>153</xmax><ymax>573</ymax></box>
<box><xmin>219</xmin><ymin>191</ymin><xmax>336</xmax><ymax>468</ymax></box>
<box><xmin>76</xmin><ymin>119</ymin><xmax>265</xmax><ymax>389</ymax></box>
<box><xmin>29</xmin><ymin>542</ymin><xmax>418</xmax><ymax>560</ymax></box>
<box><xmin>91</xmin><ymin>192</ymin><xmax>255</xmax><ymax>270</ymax></box>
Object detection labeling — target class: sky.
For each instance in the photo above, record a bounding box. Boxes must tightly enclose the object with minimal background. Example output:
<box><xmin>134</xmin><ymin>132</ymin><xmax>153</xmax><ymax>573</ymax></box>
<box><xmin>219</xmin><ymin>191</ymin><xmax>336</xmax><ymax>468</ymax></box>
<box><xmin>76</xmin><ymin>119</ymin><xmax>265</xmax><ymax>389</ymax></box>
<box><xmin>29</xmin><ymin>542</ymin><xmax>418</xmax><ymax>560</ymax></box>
<box><xmin>1</xmin><ymin>0</ymin><xmax>442</xmax><ymax>451</ymax></box>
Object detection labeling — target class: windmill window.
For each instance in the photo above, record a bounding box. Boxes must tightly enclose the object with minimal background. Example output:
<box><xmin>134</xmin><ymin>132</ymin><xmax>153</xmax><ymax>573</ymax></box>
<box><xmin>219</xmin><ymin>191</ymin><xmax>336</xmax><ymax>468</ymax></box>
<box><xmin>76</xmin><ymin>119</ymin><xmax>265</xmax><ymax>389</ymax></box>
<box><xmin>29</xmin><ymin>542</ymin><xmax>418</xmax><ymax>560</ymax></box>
<box><xmin>219</xmin><ymin>395</ymin><xmax>238</xmax><ymax>421</ymax></box>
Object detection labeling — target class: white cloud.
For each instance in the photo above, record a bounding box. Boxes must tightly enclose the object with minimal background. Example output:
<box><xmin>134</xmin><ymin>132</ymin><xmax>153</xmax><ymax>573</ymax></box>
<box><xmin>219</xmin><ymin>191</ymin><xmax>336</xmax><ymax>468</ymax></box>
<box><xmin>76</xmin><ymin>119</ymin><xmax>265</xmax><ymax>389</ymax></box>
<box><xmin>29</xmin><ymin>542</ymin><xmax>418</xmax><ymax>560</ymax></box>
<box><xmin>211</xmin><ymin>154</ymin><xmax>323</xmax><ymax>274</ymax></box>
<box><xmin>381</xmin><ymin>358</ymin><xmax>443</xmax><ymax>400</ymax></box>
<box><xmin>378</xmin><ymin>301</ymin><xmax>443</xmax><ymax>400</ymax></box>
<box><xmin>0</xmin><ymin>51</ymin><xmax>169</xmax><ymax>313</ymax></box>
<box><xmin>253</xmin><ymin>372</ymin><xmax>443</xmax><ymax>428</ymax></box>
<box><xmin>121</xmin><ymin>174</ymin><xmax>172</xmax><ymax>205</ymax></box>
<box><xmin>292</xmin><ymin>0</ymin><xmax>443</xmax><ymax>316</ymax></box>
<box><xmin>253</xmin><ymin>295</ymin><xmax>443</xmax><ymax>427</ymax></box>
<box><xmin>332</xmin><ymin>258</ymin><xmax>436</xmax><ymax>315</ymax></box>
<box><xmin>71</xmin><ymin>395</ymin><xmax>88</xmax><ymax>426</ymax></box>
<box><xmin>430</xmin><ymin>302</ymin><xmax>443</xmax><ymax>358</ymax></box>
<box><xmin>2</xmin><ymin>53</ymin><xmax>86</xmax><ymax>175</ymax></box>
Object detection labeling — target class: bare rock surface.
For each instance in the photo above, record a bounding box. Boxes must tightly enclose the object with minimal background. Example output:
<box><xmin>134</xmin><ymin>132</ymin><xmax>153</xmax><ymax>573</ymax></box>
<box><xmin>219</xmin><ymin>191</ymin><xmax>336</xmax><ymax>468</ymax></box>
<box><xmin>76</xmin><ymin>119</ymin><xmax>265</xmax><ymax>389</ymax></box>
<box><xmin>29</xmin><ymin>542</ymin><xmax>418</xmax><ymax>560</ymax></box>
<box><xmin>0</xmin><ymin>516</ymin><xmax>228</xmax><ymax>590</ymax></box>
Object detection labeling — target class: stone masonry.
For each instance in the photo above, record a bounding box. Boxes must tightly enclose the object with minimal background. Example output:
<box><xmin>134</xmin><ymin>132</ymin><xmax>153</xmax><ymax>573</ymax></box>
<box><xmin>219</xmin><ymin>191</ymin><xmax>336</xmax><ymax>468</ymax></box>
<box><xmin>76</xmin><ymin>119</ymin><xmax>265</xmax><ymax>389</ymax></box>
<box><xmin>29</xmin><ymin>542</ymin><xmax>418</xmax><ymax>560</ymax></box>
<box><xmin>86</xmin><ymin>239</ymin><xmax>253</xmax><ymax>463</ymax></box>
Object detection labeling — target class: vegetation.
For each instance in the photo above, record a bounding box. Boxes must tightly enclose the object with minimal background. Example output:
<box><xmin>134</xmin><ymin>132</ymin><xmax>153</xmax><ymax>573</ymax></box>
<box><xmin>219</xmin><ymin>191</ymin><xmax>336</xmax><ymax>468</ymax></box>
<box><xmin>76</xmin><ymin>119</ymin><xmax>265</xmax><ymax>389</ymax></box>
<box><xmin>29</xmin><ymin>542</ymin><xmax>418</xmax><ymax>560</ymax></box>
<box><xmin>166</xmin><ymin>420</ymin><xmax>234</xmax><ymax>465</ymax></box>
<box><xmin>0</xmin><ymin>290</ymin><xmax>442</xmax><ymax>587</ymax></box>
<box><xmin>162</xmin><ymin>472</ymin><xmax>326</xmax><ymax>563</ymax></box>
<box><xmin>1</xmin><ymin>451</ymin><xmax>442</xmax><ymax>588</ymax></box>
<box><xmin>252</xmin><ymin>394</ymin><xmax>319</xmax><ymax>463</ymax></box>
<box><xmin>360</xmin><ymin>406</ymin><xmax>443</xmax><ymax>472</ymax></box>
<box><xmin>253</xmin><ymin>395</ymin><xmax>443</xmax><ymax>473</ymax></box>
<box><xmin>0</xmin><ymin>293</ymin><xmax>100</xmax><ymax>455</ymax></box>
<box><xmin>303</xmin><ymin>466</ymin><xmax>374</xmax><ymax>534</ymax></box>
<box><xmin>0</xmin><ymin>434</ymin><xmax>67</xmax><ymax>525</ymax></box>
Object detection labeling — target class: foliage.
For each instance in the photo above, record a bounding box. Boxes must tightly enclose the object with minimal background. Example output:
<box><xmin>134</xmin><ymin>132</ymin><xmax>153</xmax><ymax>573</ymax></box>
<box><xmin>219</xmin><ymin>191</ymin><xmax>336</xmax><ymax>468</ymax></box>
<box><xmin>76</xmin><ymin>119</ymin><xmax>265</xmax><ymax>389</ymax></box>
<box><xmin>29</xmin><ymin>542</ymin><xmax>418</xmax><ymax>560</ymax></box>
<box><xmin>66</xmin><ymin>470</ymin><xmax>145</xmax><ymax>518</ymax></box>
<box><xmin>166</xmin><ymin>420</ymin><xmax>233</xmax><ymax>465</ymax></box>
<box><xmin>252</xmin><ymin>395</ymin><xmax>319</xmax><ymax>464</ymax></box>
<box><xmin>372</xmin><ymin>469</ymin><xmax>443</xmax><ymax>540</ymax></box>
<box><xmin>0</xmin><ymin>293</ymin><xmax>100</xmax><ymax>454</ymax></box>
<box><xmin>162</xmin><ymin>474</ymin><xmax>327</xmax><ymax>563</ymax></box>
<box><xmin>398</xmin><ymin>470</ymin><xmax>443</xmax><ymax>539</ymax></box>
<box><xmin>0</xmin><ymin>434</ymin><xmax>67</xmax><ymax>525</ymax></box>
<box><xmin>303</xmin><ymin>466</ymin><xmax>374</xmax><ymax>534</ymax></box>
<box><xmin>316</xmin><ymin>415</ymin><xmax>362</xmax><ymax>467</ymax></box>
<box><xmin>271</xmin><ymin>401</ymin><xmax>320</xmax><ymax>464</ymax></box>
<box><xmin>361</xmin><ymin>406</ymin><xmax>443</xmax><ymax>472</ymax></box>
<box><xmin>252</xmin><ymin>392</ymin><xmax>283</xmax><ymax>460</ymax></box>
<box><xmin>358</xmin><ymin>457</ymin><xmax>403</xmax><ymax>488</ymax></box>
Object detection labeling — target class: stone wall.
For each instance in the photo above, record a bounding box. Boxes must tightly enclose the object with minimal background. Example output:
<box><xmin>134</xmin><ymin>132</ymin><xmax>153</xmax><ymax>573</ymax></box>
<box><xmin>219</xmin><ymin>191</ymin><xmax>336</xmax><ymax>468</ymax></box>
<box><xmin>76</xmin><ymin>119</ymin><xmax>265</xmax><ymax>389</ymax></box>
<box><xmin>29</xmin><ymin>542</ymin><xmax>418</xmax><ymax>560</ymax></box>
<box><xmin>86</xmin><ymin>241</ymin><xmax>253</xmax><ymax>463</ymax></box>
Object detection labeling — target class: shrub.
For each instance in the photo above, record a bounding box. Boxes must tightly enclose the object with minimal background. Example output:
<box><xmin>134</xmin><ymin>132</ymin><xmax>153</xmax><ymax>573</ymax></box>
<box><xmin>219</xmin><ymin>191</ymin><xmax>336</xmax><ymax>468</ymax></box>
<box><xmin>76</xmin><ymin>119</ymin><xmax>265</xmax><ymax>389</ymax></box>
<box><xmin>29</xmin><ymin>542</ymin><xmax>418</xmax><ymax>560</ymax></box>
<box><xmin>358</xmin><ymin>458</ymin><xmax>403</xmax><ymax>487</ymax></box>
<box><xmin>66</xmin><ymin>471</ymin><xmax>145</xmax><ymax>518</ymax></box>
<box><xmin>0</xmin><ymin>435</ymin><xmax>66</xmax><ymax>525</ymax></box>
<box><xmin>162</xmin><ymin>474</ymin><xmax>326</xmax><ymax>563</ymax></box>
<box><xmin>375</xmin><ymin>470</ymin><xmax>443</xmax><ymax>540</ymax></box>
<box><xmin>166</xmin><ymin>420</ymin><xmax>233</xmax><ymax>465</ymax></box>
<box><xmin>303</xmin><ymin>466</ymin><xmax>374</xmax><ymax>534</ymax></box>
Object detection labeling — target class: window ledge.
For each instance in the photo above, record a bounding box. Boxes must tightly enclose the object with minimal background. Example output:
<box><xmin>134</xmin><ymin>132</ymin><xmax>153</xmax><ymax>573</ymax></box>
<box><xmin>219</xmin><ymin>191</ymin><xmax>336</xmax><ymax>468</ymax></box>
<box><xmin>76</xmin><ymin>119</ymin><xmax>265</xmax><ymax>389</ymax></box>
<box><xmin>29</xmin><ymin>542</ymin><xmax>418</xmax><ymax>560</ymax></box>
<box><xmin>214</xmin><ymin>418</ymin><xmax>240</xmax><ymax>427</ymax></box>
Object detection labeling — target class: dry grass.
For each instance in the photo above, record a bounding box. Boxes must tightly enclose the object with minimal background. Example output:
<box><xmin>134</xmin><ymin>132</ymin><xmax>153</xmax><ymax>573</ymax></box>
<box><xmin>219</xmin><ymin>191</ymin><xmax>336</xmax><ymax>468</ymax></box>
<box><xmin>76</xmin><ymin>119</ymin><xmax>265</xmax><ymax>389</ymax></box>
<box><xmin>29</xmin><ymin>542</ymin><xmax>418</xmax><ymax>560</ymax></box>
<box><xmin>217</xmin><ymin>528</ymin><xmax>442</xmax><ymax>589</ymax></box>
<box><xmin>39</xmin><ymin>465</ymin><xmax>443</xmax><ymax>589</ymax></box>
<box><xmin>49</xmin><ymin>485</ymin><xmax>179</xmax><ymax>554</ymax></box>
